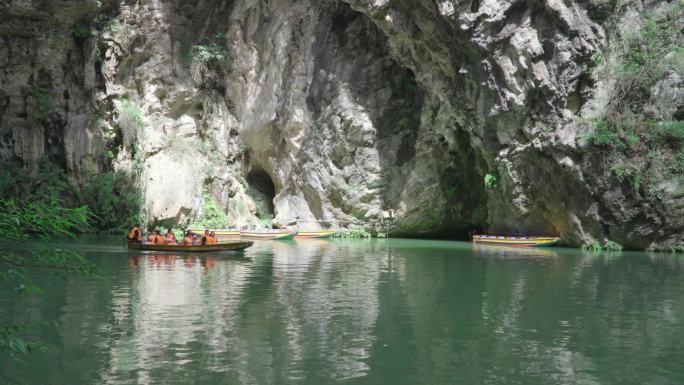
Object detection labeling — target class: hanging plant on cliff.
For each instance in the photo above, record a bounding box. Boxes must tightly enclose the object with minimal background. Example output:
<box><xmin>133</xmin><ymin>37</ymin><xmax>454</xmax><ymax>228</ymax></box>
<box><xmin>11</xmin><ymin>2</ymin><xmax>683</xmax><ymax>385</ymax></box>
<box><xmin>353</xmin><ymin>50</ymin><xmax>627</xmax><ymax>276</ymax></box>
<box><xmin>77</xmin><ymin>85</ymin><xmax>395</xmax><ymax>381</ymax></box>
<box><xmin>190</xmin><ymin>35</ymin><xmax>228</xmax><ymax>89</ymax></box>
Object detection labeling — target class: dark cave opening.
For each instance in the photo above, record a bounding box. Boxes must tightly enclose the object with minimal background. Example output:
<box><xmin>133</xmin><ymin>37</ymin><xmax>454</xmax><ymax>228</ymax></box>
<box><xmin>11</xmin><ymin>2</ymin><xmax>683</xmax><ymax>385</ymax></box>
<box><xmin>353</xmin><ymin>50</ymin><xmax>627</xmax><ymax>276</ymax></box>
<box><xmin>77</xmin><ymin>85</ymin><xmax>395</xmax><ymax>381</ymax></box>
<box><xmin>246</xmin><ymin>167</ymin><xmax>276</xmax><ymax>221</ymax></box>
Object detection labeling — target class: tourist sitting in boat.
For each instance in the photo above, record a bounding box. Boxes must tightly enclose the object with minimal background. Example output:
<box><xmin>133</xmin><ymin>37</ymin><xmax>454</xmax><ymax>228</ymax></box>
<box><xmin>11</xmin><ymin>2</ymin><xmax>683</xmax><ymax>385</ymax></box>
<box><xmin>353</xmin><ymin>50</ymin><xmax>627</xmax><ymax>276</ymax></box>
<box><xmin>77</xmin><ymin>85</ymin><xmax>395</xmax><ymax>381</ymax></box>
<box><xmin>154</xmin><ymin>230</ymin><xmax>166</xmax><ymax>245</ymax></box>
<box><xmin>182</xmin><ymin>231</ymin><xmax>194</xmax><ymax>246</ymax></box>
<box><xmin>200</xmin><ymin>230</ymin><xmax>211</xmax><ymax>245</ymax></box>
<box><xmin>165</xmin><ymin>228</ymin><xmax>178</xmax><ymax>245</ymax></box>
<box><xmin>209</xmin><ymin>231</ymin><xmax>218</xmax><ymax>245</ymax></box>
<box><xmin>128</xmin><ymin>223</ymin><xmax>142</xmax><ymax>243</ymax></box>
<box><xmin>147</xmin><ymin>231</ymin><xmax>157</xmax><ymax>243</ymax></box>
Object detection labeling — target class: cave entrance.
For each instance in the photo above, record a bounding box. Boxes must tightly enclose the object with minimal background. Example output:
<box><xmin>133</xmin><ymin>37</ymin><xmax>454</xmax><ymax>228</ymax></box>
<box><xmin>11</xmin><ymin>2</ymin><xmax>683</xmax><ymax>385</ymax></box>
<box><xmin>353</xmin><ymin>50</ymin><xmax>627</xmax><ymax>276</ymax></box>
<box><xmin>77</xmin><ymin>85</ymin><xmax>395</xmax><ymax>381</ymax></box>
<box><xmin>246</xmin><ymin>168</ymin><xmax>276</xmax><ymax>225</ymax></box>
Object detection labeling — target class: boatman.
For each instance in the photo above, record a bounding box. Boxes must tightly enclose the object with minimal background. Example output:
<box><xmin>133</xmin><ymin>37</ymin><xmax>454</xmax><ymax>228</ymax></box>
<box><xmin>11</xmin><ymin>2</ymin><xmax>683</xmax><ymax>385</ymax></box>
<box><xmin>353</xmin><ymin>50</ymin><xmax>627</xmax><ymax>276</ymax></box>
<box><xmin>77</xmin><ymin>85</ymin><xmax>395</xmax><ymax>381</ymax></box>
<box><xmin>128</xmin><ymin>223</ymin><xmax>142</xmax><ymax>243</ymax></box>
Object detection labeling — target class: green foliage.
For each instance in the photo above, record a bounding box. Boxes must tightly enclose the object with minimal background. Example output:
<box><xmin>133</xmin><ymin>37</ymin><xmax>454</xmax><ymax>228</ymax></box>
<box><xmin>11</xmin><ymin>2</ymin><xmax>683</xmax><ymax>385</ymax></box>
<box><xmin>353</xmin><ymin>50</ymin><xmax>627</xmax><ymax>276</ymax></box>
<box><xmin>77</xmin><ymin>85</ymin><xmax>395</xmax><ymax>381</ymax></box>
<box><xmin>0</xmin><ymin>159</ymin><xmax>72</xmax><ymax>204</ymax></box>
<box><xmin>669</xmin><ymin>243</ymin><xmax>684</xmax><ymax>253</ymax></box>
<box><xmin>484</xmin><ymin>173</ymin><xmax>497</xmax><ymax>189</ymax></box>
<box><xmin>332</xmin><ymin>228</ymin><xmax>372</xmax><ymax>239</ymax></box>
<box><xmin>78</xmin><ymin>172</ymin><xmax>142</xmax><ymax>233</ymax></box>
<box><xmin>0</xmin><ymin>160</ymin><xmax>141</xmax><ymax>233</ymax></box>
<box><xmin>239</xmin><ymin>144</ymin><xmax>251</xmax><ymax>156</ymax></box>
<box><xmin>581</xmin><ymin>239</ymin><xmax>623</xmax><ymax>252</ymax></box>
<box><xmin>119</xmin><ymin>99</ymin><xmax>143</xmax><ymax>129</ymax></box>
<box><xmin>34</xmin><ymin>87</ymin><xmax>53</xmax><ymax>120</ymax></box>
<box><xmin>71</xmin><ymin>22</ymin><xmax>91</xmax><ymax>39</ymax></box>
<box><xmin>658</xmin><ymin>121</ymin><xmax>684</xmax><ymax>142</ymax></box>
<box><xmin>586</xmin><ymin>119</ymin><xmax>623</xmax><ymax>149</ymax></box>
<box><xmin>581</xmin><ymin>240</ymin><xmax>603</xmax><ymax>252</ymax></box>
<box><xmin>585</xmin><ymin>3</ymin><xmax>684</xmax><ymax>200</ymax></box>
<box><xmin>610</xmin><ymin>8</ymin><xmax>682</xmax><ymax>113</ymax></box>
<box><xmin>404</xmin><ymin>78</ymin><xmax>418</xmax><ymax>94</ymax></box>
<box><xmin>190</xmin><ymin>195</ymin><xmax>231</xmax><ymax>229</ymax></box>
<box><xmin>603</xmin><ymin>240</ymin><xmax>624</xmax><ymax>252</ymax></box>
<box><xmin>192</xmin><ymin>43</ymin><xmax>226</xmax><ymax>65</ymax></box>
<box><xmin>0</xmin><ymin>199</ymin><xmax>96</xmax><ymax>360</ymax></box>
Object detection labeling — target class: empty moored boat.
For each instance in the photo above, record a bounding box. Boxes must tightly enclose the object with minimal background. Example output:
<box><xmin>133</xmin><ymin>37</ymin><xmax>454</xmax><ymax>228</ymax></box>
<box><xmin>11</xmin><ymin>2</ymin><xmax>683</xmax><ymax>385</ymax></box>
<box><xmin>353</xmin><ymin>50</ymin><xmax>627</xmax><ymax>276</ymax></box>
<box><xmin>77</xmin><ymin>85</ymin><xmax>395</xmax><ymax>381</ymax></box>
<box><xmin>472</xmin><ymin>235</ymin><xmax>559</xmax><ymax>247</ymax></box>
<box><xmin>127</xmin><ymin>241</ymin><xmax>253</xmax><ymax>252</ymax></box>
<box><xmin>295</xmin><ymin>230</ymin><xmax>336</xmax><ymax>239</ymax></box>
<box><xmin>240</xmin><ymin>229</ymin><xmax>297</xmax><ymax>240</ymax></box>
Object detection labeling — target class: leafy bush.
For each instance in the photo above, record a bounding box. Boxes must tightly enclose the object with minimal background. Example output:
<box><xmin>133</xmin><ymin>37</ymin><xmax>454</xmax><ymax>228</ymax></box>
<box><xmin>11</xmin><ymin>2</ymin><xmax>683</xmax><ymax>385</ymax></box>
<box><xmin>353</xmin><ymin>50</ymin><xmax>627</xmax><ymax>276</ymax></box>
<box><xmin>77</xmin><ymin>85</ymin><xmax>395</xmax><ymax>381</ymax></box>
<box><xmin>581</xmin><ymin>240</ymin><xmax>603</xmax><ymax>252</ymax></box>
<box><xmin>78</xmin><ymin>172</ymin><xmax>142</xmax><ymax>233</ymax></box>
<box><xmin>581</xmin><ymin>239</ymin><xmax>623</xmax><ymax>252</ymax></box>
<box><xmin>0</xmin><ymin>159</ymin><xmax>72</xmax><ymax>203</ymax></box>
<box><xmin>603</xmin><ymin>240</ymin><xmax>623</xmax><ymax>252</ymax></box>
<box><xmin>585</xmin><ymin>3</ymin><xmax>684</xmax><ymax>199</ymax></box>
<box><xmin>0</xmin><ymin>199</ymin><xmax>96</xmax><ymax>360</ymax></box>
<box><xmin>190</xmin><ymin>195</ymin><xmax>231</xmax><ymax>229</ymax></box>
<box><xmin>192</xmin><ymin>44</ymin><xmax>226</xmax><ymax>64</ymax></box>
<box><xmin>484</xmin><ymin>173</ymin><xmax>497</xmax><ymax>189</ymax></box>
<box><xmin>119</xmin><ymin>99</ymin><xmax>143</xmax><ymax>129</ymax></box>
<box><xmin>0</xmin><ymin>161</ymin><xmax>141</xmax><ymax>233</ymax></box>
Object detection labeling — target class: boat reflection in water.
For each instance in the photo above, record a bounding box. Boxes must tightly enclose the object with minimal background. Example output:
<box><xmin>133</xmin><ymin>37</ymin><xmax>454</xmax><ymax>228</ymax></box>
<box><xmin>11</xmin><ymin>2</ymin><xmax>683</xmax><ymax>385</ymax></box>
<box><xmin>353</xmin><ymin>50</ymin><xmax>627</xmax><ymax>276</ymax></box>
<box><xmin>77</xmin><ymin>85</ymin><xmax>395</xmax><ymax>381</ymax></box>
<box><xmin>472</xmin><ymin>243</ymin><xmax>560</xmax><ymax>260</ymax></box>
<box><xmin>127</xmin><ymin>254</ymin><xmax>236</xmax><ymax>272</ymax></box>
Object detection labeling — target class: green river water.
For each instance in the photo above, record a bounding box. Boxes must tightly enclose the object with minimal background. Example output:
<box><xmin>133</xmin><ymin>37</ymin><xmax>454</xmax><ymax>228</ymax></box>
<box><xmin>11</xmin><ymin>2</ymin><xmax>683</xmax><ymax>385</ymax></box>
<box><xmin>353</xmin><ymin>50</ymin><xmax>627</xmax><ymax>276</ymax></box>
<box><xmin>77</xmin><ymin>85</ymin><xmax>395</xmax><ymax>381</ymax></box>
<box><xmin>2</xmin><ymin>237</ymin><xmax>684</xmax><ymax>385</ymax></box>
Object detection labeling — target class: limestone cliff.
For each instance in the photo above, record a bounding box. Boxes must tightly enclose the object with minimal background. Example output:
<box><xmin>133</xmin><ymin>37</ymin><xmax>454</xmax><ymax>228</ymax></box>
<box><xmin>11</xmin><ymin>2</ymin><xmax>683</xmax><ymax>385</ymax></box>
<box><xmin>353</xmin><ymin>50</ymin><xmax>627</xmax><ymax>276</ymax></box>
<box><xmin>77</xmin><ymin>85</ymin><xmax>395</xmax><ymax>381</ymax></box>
<box><xmin>0</xmin><ymin>0</ymin><xmax>682</xmax><ymax>249</ymax></box>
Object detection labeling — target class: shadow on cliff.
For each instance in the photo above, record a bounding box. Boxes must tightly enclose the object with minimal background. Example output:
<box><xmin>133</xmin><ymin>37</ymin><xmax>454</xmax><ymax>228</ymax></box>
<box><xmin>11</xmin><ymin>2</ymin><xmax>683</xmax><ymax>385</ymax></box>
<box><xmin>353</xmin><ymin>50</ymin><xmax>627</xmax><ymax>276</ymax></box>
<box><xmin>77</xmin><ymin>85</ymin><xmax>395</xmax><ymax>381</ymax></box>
<box><xmin>306</xmin><ymin>3</ymin><xmax>489</xmax><ymax>239</ymax></box>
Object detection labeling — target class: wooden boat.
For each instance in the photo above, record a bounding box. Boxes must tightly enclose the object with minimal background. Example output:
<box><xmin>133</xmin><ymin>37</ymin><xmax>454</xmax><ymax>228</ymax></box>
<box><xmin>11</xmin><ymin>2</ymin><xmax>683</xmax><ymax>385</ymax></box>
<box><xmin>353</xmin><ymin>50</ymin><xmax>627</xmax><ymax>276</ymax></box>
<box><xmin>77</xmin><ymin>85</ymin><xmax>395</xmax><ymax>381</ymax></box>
<box><xmin>472</xmin><ymin>235</ymin><xmax>559</xmax><ymax>247</ymax></box>
<box><xmin>189</xmin><ymin>229</ymin><xmax>240</xmax><ymax>237</ymax></box>
<box><xmin>240</xmin><ymin>230</ymin><xmax>297</xmax><ymax>240</ymax></box>
<box><xmin>127</xmin><ymin>241</ymin><xmax>253</xmax><ymax>252</ymax></box>
<box><xmin>295</xmin><ymin>230</ymin><xmax>336</xmax><ymax>239</ymax></box>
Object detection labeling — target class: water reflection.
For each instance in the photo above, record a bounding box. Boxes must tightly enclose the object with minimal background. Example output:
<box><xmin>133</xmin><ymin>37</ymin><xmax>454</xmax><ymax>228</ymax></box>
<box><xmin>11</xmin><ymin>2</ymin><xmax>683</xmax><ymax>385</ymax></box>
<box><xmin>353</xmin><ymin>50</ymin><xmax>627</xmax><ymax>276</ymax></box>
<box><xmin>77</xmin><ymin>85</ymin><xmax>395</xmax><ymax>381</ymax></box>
<box><xmin>2</xmin><ymin>239</ymin><xmax>684</xmax><ymax>385</ymax></box>
<box><xmin>473</xmin><ymin>243</ymin><xmax>560</xmax><ymax>260</ymax></box>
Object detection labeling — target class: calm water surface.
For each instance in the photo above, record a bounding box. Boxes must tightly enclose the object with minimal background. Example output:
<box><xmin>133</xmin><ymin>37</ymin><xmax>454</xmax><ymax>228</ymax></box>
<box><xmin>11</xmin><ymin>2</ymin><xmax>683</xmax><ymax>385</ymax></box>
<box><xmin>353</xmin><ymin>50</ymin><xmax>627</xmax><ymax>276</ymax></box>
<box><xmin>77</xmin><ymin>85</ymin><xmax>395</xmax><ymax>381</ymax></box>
<box><xmin>2</xmin><ymin>237</ymin><xmax>684</xmax><ymax>385</ymax></box>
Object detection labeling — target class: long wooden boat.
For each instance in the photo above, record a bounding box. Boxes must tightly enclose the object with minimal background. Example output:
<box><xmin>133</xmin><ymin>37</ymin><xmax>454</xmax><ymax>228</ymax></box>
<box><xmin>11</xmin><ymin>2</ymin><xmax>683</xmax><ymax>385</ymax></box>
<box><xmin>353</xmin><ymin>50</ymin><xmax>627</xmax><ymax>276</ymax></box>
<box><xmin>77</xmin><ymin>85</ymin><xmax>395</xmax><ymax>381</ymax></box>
<box><xmin>472</xmin><ymin>235</ymin><xmax>559</xmax><ymax>247</ymax></box>
<box><xmin>295</xmin><ymin>230</ymin><xmax>336</xmax><ymax>239</ymax></box>
<box><xmin>240</xmin><ymin>230</ymin><xmax>297</xmax><ymax>240</ymax></box>
<box><xmin>189</xmin><ymin>229</ymin><xmax>240</xmax><ymax>237</ymax></box>
<box><xmin>127</xmin><ymin>241</ymin><xmax>253</xmax><ymax>252</ymax></box>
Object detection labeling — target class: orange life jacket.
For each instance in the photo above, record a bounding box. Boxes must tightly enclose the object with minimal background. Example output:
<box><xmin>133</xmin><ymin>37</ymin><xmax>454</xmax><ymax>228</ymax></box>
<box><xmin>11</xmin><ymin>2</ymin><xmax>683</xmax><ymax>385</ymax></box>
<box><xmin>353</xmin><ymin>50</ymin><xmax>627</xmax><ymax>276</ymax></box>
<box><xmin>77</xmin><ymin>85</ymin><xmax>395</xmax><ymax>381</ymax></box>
<box><xmin>206</xmin><ymin>236</ymin><xmax>217</xmax><ymax>245</ymax></box>
<box><xmin>154</xmin><ymin>234</ymin><xmax>165</xmax><ymax>245</ymax></box>
<box><xmin>128</xmin><ymin>227</ymin><xmax>142</xmax><ymax>242</ymax></box>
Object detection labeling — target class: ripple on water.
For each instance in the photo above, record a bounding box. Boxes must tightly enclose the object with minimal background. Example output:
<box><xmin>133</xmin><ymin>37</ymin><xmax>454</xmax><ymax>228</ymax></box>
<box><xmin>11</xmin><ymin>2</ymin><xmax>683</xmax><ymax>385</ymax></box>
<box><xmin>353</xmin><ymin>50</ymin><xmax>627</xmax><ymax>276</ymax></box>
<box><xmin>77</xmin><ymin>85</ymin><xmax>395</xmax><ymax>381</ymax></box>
<box><xmin>3</xmin><ymin>239</ymin><xmax>684</xmax><ymax>385</ymax></box>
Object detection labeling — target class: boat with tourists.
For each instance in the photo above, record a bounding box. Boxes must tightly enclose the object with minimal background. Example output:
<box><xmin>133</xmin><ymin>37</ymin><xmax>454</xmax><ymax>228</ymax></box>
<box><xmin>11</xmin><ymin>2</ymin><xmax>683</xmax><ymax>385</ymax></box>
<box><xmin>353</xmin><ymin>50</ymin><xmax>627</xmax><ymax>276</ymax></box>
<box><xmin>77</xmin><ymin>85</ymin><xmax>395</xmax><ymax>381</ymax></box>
<box><xmin>472</xmin><ymin>235</ymin><xmax>559</xmax><ymax>247</ymax></box>
<box><xmin>295</xmin><ymin>230</ymin><xmax>336</xmax><ymax>239</ymax></box>
<box><xmin>240</xmin><ymin>229</ymin><xmax>297</xmax><ymax>240</ymax></box>
<box><xmin>127</xmin><ymin>240</ymin><xmax>253</xmax><ymax>252</ymax></box>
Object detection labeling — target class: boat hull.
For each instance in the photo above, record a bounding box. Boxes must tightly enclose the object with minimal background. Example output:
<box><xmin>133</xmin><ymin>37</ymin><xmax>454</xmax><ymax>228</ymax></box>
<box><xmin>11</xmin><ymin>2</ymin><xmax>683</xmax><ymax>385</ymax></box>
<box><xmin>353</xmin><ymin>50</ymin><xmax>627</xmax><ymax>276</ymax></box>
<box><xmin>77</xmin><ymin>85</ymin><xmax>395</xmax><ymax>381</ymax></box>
<box><xmin>240</xmin><ymin>231</ymin><xmax>297</xmax><ymax>240</ymax></box>
<box><xmin>295</xmin><ymin>230</ymin><xmax>336</xmax><ymax>239</ymax></box>
<box><xmin>472</xmin><ymin>235</ymin><xmax>559</xmax><ymax>247</ymax></box>
<box><xmin>127</xmin><ymin>241</ymin><xmax>253</xmax><ymax>252</ymax></box>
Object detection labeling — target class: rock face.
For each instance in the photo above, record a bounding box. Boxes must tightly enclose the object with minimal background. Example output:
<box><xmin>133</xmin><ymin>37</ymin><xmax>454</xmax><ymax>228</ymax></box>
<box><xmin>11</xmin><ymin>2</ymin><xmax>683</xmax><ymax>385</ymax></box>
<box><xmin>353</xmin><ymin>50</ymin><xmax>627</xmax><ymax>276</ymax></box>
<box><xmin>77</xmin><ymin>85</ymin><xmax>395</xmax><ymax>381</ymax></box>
<box><xmin>0</xmin><ymin>0</ymin><xmax>682</xmax><ymax>249</ymax></box>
